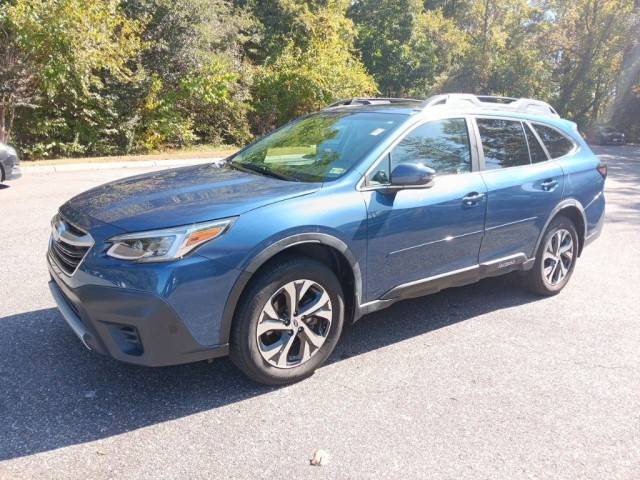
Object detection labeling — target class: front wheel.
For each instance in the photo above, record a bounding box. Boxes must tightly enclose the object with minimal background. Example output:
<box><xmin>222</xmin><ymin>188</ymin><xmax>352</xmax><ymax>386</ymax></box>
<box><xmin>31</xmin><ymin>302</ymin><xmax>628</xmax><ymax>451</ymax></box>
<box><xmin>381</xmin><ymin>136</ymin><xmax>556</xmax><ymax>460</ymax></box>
<box><xmin>230</xmin><ymin>256</ymin><xmax>344</xmax><ymax>385</ymax></box>
<box><xmin>525</xmin><ymin>215</ymin><xmax>579</xmax><ymax>296</ymax></box>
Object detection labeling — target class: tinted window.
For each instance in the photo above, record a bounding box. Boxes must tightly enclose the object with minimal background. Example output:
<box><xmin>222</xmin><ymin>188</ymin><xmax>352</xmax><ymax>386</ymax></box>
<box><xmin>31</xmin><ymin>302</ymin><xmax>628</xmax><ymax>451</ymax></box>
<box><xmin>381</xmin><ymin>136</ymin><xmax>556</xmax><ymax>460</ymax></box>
<box><xmin>232</xmin><ymin>111</ymin><xmax>405</xmax><ymax>182</ymax></box>
<box><xmin>477</xmin><ymin>118</ymin><xmax>530</xmax><ymax>169</ymax></box>
<box><xmin>524</xmin><ymin>123</ymin><xmax>548</xmax><ymax>163</ymax></box>
<box><xmin>532</xmin><ymin>124</ymin><xmax>575</xmax><ymax>158</ymax></box>
<box><xmin>390</xmin><ymin>118</ymin><xmax>471</xmax><ymax>175</ymax></box>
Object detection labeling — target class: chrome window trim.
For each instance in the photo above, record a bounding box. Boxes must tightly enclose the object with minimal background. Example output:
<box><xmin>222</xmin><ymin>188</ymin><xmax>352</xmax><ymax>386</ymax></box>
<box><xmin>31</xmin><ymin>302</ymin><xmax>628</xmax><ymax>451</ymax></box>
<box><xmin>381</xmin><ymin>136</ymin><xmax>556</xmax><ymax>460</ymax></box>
<box><xmin>523</xmin><ymin>121</ymin><xmax>552</xmax><ymax>161</ymax></box>
<box><xmin>356</xmin><ymin>115</ymin><xmax>478</xmax><ymax>191</ymax></box>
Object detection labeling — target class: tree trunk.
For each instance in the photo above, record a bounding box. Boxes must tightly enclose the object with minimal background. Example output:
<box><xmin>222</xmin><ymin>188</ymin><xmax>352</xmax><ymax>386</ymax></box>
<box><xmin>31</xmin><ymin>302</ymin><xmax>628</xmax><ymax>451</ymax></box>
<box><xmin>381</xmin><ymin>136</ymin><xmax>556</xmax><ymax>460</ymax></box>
<box><xmin>606</xmin><ymin>1</ymin><xmax>640</xmax><ymax>123</ymax></box>
<box><xmin>0</xmin><ymin>104</ymin><xmax>6</xmax><ymax>144</ymax></box>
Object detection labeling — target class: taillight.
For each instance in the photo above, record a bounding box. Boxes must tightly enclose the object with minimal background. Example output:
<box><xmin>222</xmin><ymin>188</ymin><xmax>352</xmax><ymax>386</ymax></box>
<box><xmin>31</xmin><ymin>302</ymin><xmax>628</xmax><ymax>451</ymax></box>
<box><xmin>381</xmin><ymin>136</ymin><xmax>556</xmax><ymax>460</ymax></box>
<box><xmin>597</xmin><ymin>162</ymin><xmax>607</xmax><ymax>179</ymax></box>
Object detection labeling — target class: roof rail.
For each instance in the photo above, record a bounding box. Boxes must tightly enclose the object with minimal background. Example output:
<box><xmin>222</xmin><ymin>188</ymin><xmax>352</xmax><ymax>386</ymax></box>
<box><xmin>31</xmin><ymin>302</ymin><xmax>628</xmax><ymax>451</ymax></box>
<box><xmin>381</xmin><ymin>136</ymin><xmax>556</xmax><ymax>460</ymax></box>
<box><xmin>425</xmin><ymin>93</ymin><xmax>560</xmax><ymax>118</ymax></box>
<box><xmin>326</xmin><ymin>97</ymin><xmax>425</xmax><ymax>108</ymax></box>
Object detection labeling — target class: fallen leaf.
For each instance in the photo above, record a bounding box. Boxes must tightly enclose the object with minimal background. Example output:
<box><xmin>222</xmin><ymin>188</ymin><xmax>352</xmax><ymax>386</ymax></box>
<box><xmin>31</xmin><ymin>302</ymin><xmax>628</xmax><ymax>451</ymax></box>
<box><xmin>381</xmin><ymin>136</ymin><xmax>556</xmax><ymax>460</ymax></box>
<box><xmin>310</xmin><ymin>449</ymin><xmax>330</xmax><ymax>466</ymax></box>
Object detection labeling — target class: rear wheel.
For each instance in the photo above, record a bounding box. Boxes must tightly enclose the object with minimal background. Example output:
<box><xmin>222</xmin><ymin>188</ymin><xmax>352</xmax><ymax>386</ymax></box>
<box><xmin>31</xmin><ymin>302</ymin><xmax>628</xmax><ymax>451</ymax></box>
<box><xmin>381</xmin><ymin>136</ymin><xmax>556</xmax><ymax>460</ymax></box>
<box><xmin>230</xmin><ymin>256</ymin><xmax>344</xmax><ymax>385</ymax></box>
<box><xmin>525</xmin><ymin>215</ymin><xmax>578</xmax><ymax>296</ymax></box>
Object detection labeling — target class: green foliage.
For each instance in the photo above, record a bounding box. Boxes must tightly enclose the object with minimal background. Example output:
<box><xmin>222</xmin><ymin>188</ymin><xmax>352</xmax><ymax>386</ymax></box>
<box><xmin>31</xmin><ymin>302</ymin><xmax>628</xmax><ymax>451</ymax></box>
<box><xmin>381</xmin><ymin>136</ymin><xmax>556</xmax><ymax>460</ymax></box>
<box><xmin>124</xmin><ymin>0</ymin><xmax>255</xmax><ymax>150</ymax></box>
<box><xmin>543</xmin><ymin>0</ymin><xmax>636</xmax><ymax>125</ymax></box>
<box><xmin>349</xmin><ymin>0</ymin><xmax>430</xmax><ymax>96</ymax></box>
<box><xmin>252</xmin><ymin>0</ymin><xmax>377</xmax><ymax>132</ymax></box>
<box><xmin>2</xmin><ymin>0</ymin><xmax>145</xmax><ymax>156</ymax></box>
<box><xmin>1</xmin><ymin>0</ymin><xmax>639</xmax><ymax>157</ymax></box>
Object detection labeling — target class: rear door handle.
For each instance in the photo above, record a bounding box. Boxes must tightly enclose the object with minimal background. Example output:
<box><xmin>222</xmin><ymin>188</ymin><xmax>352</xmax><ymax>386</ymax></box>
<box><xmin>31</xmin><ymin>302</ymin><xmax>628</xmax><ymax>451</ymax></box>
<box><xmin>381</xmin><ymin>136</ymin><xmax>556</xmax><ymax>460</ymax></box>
<box><xmin>462</xmin><ymin>192</ymin><xmax>485</xmax><ymax>206</ymax></box>
<box><xmin>541</xmin><ymin>178</ymin><xmax>558</xmax><ymax>191</ymax></box>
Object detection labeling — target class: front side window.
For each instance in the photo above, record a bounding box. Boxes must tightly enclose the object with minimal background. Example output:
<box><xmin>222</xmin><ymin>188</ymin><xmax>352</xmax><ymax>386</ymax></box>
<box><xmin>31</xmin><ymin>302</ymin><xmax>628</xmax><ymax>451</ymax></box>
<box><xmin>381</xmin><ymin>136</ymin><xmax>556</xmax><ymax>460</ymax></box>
<box><xmin>477</xmin><ymin>118</ymin><xmax>530</xmax><ymax>169</ymax></box>
<box><xmin>231</xmin><ymin>111</ymin><xmax>406</xmax><ymax>182</ymax></box>
<box><xmin>390</xmin><ymin>118</ymin><xmax>472</xmax><ymax>175</ymax></box>
<box><xmin>532</xmin><ymin>124</ymin><xmax>575</xmax><ymax>159</ymax></box>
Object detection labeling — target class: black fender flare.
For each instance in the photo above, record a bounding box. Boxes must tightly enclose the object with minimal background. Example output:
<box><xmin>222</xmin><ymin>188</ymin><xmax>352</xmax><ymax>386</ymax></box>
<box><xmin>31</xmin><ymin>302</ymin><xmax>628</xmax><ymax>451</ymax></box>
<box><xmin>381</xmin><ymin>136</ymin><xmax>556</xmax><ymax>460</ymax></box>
<box><xmin>217</xmin><ymin>233</ymin><xmax>363</xmax><ymax>344</ymax></box>
<box><xmin>533</xmin><ymin>198</ymin><xmax>588</xmax><ymax>257</ymax></box>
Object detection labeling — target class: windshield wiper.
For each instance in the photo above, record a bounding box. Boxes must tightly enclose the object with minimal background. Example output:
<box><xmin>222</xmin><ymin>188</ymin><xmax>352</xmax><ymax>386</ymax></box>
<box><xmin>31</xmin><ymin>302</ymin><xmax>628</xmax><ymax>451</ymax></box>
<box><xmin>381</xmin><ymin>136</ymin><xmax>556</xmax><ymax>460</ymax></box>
<box><xmin>230</xmin><ymin>162</ymin><xmax>299</xmax><ymax>182</ymax></box>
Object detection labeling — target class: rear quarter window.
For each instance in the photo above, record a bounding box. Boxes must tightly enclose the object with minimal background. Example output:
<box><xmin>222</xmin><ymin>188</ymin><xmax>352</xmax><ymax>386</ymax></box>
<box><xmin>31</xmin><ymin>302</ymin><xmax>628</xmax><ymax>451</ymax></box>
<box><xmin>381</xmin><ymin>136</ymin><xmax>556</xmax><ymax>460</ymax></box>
<box><xmin>532</xmin><ymin>124</ymin><xmax>575</xmax><ymax>159</ymax></box>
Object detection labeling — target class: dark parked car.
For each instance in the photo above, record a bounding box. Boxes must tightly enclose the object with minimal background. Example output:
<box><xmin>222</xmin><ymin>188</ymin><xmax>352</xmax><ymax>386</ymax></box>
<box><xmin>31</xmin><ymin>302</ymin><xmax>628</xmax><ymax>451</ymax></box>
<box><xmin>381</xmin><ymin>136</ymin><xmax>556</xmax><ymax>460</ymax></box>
<box><xmin>591</xmin><ymin>126</ymin><xmax>626</xmax><ymax>145</ymax></box>
<box><xmin>0</xmin><ymin>143</ymin><xmax>20</xmax><ymax>182</ymax></box>
<box><xmin>48</xmin><ymin>94</ymin><xmax>606</xmax><ymax>385</ymax></box>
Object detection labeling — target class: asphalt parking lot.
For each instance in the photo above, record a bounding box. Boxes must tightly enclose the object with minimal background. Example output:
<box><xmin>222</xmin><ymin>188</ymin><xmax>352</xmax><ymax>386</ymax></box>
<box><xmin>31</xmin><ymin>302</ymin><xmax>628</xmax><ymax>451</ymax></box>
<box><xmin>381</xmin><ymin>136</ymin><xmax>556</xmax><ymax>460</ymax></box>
<box><xmin>0</xmin><ymin>146</ymin><xmax>638</xmax><ymax>479</ymax></box>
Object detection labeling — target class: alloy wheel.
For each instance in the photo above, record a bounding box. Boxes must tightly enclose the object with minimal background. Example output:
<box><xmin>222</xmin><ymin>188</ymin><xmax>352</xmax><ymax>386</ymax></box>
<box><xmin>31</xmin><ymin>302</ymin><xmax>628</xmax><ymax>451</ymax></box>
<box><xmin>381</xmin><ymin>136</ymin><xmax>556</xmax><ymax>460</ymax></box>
<box><xmin>256</xmin><ymin>279</ymin><xmax>333</xmax><ymax>369</ymax></box>
<box><xmin>542</xmin><ymin>228</ymin><xmax>574</xmax><ymax>286</ymax></box>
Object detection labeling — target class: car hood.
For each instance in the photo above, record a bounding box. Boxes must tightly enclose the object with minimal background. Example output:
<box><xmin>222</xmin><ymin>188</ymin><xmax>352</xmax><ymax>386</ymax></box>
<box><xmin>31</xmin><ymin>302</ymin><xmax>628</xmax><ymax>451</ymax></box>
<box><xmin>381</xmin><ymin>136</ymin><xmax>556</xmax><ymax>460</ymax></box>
<box><xmin>60</xmin><ymin>163</ymin><xmax>320</xmax><ymax>232</ymax></box>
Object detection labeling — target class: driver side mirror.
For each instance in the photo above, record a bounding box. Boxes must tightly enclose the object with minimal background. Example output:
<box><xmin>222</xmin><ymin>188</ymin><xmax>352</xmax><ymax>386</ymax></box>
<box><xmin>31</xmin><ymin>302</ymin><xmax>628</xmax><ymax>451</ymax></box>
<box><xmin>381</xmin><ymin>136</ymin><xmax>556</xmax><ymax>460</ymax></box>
<box><xmin>390</xmin><ymin>162</ymin><xmax>436</xmax><ymax>188</ymax></box>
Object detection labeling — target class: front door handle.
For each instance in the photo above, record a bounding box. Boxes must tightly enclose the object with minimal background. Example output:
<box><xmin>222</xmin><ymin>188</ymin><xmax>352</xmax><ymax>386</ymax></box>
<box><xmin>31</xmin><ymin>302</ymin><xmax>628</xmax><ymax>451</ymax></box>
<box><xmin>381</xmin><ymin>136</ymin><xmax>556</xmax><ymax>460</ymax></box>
<box><xmin>541</xmin><ymin>178</ymin><xmax>558</xmax><ymax>191</ymax></box>
<box><xmin>462</xmin><ymin>192</ymin><xmax>485</xmax><ymax>206</ymax></box>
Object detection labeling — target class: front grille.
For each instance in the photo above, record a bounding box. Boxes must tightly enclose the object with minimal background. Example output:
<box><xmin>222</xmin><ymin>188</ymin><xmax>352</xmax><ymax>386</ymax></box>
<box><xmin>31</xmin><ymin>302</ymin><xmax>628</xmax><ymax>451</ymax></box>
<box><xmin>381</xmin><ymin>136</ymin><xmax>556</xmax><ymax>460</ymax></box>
<box><xmin>49</xmin><ymin>215</ymin><xmax>93</xmax><ymax>275</ymax></box>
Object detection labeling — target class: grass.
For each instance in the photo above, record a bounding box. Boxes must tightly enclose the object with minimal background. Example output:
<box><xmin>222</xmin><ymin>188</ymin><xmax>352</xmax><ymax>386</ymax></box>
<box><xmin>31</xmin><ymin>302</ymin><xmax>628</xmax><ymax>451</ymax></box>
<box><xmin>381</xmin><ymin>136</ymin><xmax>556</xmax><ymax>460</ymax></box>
<box><xmin>21</xmin><ymin>144</ymin><xmax>239</xmax><ymax>166</ymax></box>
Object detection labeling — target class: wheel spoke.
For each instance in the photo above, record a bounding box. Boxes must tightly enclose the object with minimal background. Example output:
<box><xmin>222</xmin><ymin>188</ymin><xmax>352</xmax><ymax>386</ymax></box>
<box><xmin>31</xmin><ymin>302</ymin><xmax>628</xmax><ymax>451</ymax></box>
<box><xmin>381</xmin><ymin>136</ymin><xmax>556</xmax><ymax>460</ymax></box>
<box><xmin>544</xmin><ymin>263</ymin><xmax>555</xmax><ymax>281</ymax></box>
<box><xmin>260</xmin><ymin>336</ymin><xmax>287</xmax><ymax>361</ymax></box>
<box><xmin>257</xmin><ymin>318</ymin><xmax>289</xmax><ymax>336</ymax></box>
<box><xmin>262</xmin><ymin>299</ymin><xmax>280</xmax><ymax>321</ymax></box>
<box><xmin>299</xmin><ymin>290</ymin><xmax>331</xmax><ymax>318</ymax></box>
<box><xmin>296</xmin><ymin>280</ymin><xmax>315</xmax><ymax>305</ymax></box>
<box><xmin>552</xmin><ymin>261</ymin><xmax>561</xmax><ymax>283</ymax></box>
<box><xmin>559</xmin><ymin>257</ymin><xmax>569</xmax><ymax>277</ymax></box>
<box><xmin>279</xmin><ymin>333</ymin><xmax>297</xmax><ymax>367</ymax></box>
<box><xmin>301</xmin><ymin>324</ymin><xmax>325</xmax><ymax>349</ymax></box>
<box><xmin>553</xmin><ymin>231</ymin><xmax>562</xmax><ymax>256</ymax></box>
<box><xmin>281</xmin><ymin>282</ymin><xmax>298</xmax><ymax>319</ymax></box>
<box><xmin>559</xmin><ymin>240</ymin><xmax>573</xmax><ymax>255</ymax></box>
<box><xmin>299</xmin><ymin>336</ymin><xmax>311</xmax><ymax>363</ymax></box>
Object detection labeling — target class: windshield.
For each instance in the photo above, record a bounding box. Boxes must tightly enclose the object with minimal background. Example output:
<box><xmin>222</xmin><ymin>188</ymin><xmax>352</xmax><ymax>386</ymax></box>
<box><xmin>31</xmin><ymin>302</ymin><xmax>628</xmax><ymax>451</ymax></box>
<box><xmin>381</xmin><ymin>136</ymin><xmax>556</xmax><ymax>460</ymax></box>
<box><xmin>230</xmin><ymin>111</ymin><xmax>406</xmax><ymax>182</ymax></box>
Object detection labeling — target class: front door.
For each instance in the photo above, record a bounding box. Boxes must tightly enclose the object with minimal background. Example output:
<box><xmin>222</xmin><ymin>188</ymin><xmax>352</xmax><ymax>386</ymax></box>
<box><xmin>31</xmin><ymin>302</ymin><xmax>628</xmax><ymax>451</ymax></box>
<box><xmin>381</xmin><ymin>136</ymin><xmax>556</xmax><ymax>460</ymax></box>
<box><xmin>474</xmin><ymin>117</ymin><xmax>564</xmax><ymax>263</ymax></box>
<box><xmin>363</xmin><ymin>117</ymin><xmax>487</xmax><ymax>301</ymax></box>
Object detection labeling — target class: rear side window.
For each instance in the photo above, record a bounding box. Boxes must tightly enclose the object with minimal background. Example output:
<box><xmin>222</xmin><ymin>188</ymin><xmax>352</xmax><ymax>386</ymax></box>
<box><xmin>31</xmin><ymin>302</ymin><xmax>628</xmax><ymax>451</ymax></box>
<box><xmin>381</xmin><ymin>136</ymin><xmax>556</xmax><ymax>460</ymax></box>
<box><xmin>532</xmin><ymin>124</ymin><xmax>575</xmax><ymax>158</ymax></box>
<box><xmin>476</xmin><ymin>118</ymin><xmax>530</xmax><ymax>169</ymax></box>
<box><xmin>524</xmin><ymin>123</ymin><xmax>548</xmax><ymax>163</ymax></box>
<box><xmin>390</xmin><ymin>118</ymin><xmax>472</xmax><ymax>175</ymax></box>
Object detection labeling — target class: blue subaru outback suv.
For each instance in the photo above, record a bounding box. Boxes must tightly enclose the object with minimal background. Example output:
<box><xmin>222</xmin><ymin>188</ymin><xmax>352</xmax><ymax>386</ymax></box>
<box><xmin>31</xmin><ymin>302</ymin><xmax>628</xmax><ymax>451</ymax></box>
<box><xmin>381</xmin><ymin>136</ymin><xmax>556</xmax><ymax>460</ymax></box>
<box><xmin>48</xmin><ymin>94</ymin><xmax>606</xmax><ymax>385</ymax></box>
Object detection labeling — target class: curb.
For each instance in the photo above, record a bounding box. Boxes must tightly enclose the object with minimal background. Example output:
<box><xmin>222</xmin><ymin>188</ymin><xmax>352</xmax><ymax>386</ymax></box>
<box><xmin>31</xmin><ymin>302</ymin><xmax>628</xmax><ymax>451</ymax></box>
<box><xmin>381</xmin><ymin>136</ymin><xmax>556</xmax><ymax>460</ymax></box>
<box><xmin>21</xmin><ymin>157</ymin><xmax>223</xmax><ymax>173</ymax></box>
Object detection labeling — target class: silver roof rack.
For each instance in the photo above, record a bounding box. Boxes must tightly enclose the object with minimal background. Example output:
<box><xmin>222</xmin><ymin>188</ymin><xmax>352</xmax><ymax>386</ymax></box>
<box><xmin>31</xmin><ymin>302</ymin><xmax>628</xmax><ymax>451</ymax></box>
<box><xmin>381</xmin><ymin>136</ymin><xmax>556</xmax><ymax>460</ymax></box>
<box><xmin>326</xmin><ymin>97</ymin><xmax>425</xmax><ymax>108</ymax></box>
<box><xmin>424</xmin><ymin>93</ymin><xmax>560</xmax><ymax>118</ymax></box>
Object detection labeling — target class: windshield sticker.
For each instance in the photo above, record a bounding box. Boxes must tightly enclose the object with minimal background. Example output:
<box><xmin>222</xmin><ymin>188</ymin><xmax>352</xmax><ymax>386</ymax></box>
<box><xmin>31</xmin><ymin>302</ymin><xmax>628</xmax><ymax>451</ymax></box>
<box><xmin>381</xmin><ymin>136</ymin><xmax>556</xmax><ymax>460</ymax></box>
<box><xmin>329</xmin><ymin>167</ymin><xmax>346</xmax><ymax>175</ymax></box>
<box><xmin>370</xmin><ymin>128</ymin><xmax>385</xmax><ymax>136</ymax></box>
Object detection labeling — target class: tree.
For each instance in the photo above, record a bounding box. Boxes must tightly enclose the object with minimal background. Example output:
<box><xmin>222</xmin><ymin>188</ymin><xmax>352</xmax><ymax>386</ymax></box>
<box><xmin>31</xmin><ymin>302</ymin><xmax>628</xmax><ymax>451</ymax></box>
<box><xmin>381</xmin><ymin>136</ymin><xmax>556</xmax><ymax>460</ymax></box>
<box><xmin>434</xmin><ymin>0</ymin><xmax>552</xmax><ymax>98</ymax></box>
<box><xmin>123</xmin><ymin>0</ymin><xmax>257</xmax><ymax>149</ymax></box>
<box><xmin>543</xmin><ymin>0</ymin><xmax>636</xmax><ymax>124</ymax></box>
<box><xmin>252</xmin><ymin>0</ymin><xmax>377</xmax><ymax>132</ymax></box>
<box><xmin>1</xmin><ymin>0</ymin><xmax>145</xmax><ymax>156</ymax></box>
<box><xmin>0</xmin><ymin>9</ymin><xmax>35</xmax><ymax>144</ymax></box>
<box><xmin>607</xmin><ymin>0</ymin><xmax>640</xmax><ymax>139</ymax></box>
<box><xmin>350</xmin><ymin>0</ymin><xmax>434</xmax><ymax>96</ymax></box>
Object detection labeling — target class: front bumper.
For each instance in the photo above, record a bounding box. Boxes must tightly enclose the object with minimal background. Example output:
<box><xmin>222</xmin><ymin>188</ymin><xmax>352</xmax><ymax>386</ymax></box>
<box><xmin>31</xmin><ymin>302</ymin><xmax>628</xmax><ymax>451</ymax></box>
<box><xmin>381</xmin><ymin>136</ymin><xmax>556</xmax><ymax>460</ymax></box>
<box><xmin>48</xmin><ymin>259</ymin><xmax>230</xmax><ymax>367</ymax></box>
<box><xmin>9</xmin><ymin>165</ymin><xmax>21</xmax><ymax>180</ymax></box>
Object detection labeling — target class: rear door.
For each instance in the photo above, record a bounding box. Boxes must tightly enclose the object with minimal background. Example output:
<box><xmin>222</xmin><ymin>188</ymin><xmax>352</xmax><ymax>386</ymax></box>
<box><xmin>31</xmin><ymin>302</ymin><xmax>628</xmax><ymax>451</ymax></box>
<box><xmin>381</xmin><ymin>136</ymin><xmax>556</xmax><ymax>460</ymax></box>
<box><xmin>474</xmin><ymin>117</ymin><xmax>564</xmax><ymax>263</ymax></box>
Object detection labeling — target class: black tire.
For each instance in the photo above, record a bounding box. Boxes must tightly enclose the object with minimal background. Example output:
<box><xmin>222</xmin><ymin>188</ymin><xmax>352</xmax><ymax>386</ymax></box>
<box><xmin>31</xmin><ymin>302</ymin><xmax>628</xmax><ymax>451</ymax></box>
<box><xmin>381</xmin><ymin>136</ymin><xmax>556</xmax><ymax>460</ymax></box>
<box><xmin>0</xmin><ymin>164</ymin><xmax>5</xmax><ymax>183</ymax></box>
<box><xmin>229</xmin><ymin>256</ymin><xmax>344</xmax><ymax>385</ymax></box>
<box><xmin>525</xmin><ymin>215</ymin><xmax>579</xmax><ymax>296</ymax></box>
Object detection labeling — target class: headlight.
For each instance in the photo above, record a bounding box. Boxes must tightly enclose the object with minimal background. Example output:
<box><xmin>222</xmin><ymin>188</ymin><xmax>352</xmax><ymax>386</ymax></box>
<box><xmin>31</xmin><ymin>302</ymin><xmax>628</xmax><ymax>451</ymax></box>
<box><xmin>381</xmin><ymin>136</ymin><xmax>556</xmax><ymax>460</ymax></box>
<box><xmin>106</xmin><ymin>218</ymin><xmax>235</xmax><ymax>262</ymax></box>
